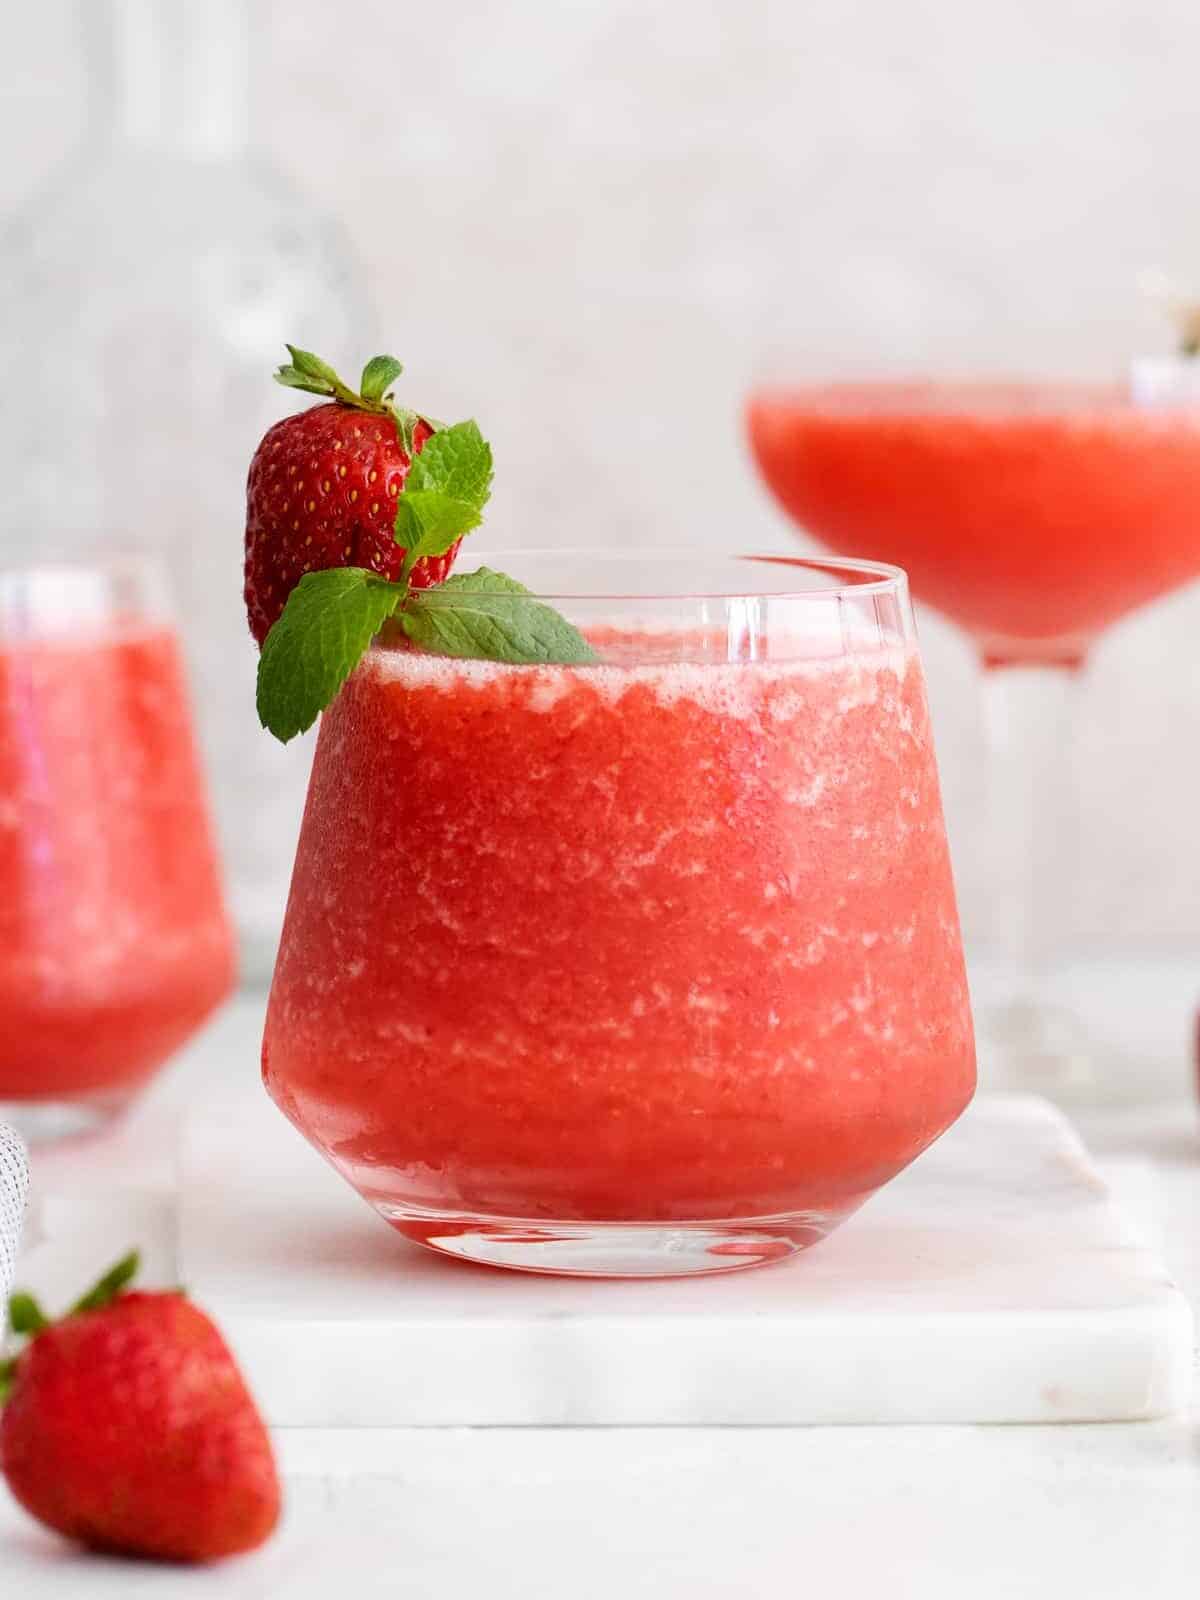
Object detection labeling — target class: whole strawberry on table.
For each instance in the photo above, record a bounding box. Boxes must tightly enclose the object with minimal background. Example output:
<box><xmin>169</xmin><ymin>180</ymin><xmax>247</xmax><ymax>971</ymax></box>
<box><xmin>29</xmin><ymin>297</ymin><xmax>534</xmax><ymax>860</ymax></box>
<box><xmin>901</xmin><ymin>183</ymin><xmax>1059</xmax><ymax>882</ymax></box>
<box><xmin>0</xmin><ymin>1252</ymin><xmax>280</xmax><ymax>1563</ymax></box>
<box><xmin>247</xmin><ymin>345</ymin><xmax>592</xmax><ymax>743</ymax></box>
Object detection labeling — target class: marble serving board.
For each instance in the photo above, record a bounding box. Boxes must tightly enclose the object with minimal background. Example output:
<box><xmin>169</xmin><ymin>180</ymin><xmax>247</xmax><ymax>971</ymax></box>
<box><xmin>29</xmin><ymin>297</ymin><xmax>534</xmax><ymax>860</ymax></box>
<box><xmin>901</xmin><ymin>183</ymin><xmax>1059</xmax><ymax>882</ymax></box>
<box><xmin>167</xmin><ymin>1090</ymin><xmax>1195</xmax><ymax>1428</ymax></box>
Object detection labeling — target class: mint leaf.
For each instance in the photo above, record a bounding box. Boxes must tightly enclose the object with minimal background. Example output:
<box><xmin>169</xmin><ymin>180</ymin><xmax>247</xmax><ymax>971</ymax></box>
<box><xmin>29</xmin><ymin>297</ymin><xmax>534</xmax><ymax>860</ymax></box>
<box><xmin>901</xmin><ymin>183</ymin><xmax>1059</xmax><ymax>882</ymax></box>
<box><xmin>360</xmin><ymin>354</ymin><xmax>404</xmax><ymax>403</ymax></box>
<box><xmin>257</xmin><ymin>568</ymin><xmax>403</xmax><ymax>742</ymax></box>
<box><xmin>401</xmin><ymin>567</ymin><xmax>596</xmax><ymax>666</ymax></box>
<box><xmin>394</xmin><ymin>420</ymin><xmax>493</xmax><ymax>575</ymax></box>
<box><xmin>405</xmin><ymin>419</ymin><xmax>493</xmax><ymax>505</ymax></box>
<box><xmin>398</xmin><ymin>492</ymin><xmax>485</xmax><ymax>559</ymax></box>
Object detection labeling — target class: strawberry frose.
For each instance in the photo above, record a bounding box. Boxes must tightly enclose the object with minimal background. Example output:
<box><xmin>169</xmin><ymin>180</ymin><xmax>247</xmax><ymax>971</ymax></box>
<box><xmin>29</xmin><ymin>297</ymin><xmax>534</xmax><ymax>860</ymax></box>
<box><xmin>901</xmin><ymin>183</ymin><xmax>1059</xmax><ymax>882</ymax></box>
<box><xmin>0</xmin><ymin>619</ymin><xmax>234</xmax><ymax>1112</ymax></box>
<box><xmin>263</xmin><ymin>630</ymin><xmax>975</xmax><ymax>1268</ymax></box>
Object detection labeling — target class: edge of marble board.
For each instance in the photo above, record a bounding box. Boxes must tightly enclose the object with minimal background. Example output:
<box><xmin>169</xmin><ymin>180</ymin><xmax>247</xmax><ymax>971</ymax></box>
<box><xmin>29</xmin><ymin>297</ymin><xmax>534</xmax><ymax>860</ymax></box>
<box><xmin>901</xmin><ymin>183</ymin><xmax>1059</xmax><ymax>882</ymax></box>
<box><xmin>175</xmin><ymin>1092</ymin><xmax>1196</xmax><ymax>1427</ymax></box>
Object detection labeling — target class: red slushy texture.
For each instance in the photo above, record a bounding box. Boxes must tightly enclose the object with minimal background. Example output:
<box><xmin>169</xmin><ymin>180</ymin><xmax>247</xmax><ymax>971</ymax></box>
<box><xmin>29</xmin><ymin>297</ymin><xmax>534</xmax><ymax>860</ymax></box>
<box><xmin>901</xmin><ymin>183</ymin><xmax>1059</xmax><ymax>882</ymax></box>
<box><xmin>748</xmin><ymin>384</ymin><xmax>1200</xmax><ymax>655</ymax></box>
<box><xmin>0</xmin><ymin>624</ymin><xmax>235</xmax><ymax>1100</ymax></box>
<box><xmin>264</xmin><ymin>637</ymin><xmax>975</xmax><ymax>1225</ymax></box>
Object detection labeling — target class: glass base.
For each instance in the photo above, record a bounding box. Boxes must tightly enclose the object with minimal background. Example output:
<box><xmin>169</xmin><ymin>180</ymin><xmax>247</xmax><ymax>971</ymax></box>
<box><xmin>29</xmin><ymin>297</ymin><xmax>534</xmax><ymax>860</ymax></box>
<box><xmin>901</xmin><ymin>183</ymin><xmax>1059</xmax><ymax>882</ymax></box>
<box><xmin>380</xmin><ymin>1205</ymin><xmax>853</xmax><ymax>1277</ymax></box>
<box><xmin>0</xmin><ymin>1094</ymin><xmax>132</xmax><ymax>1145</ymax></box>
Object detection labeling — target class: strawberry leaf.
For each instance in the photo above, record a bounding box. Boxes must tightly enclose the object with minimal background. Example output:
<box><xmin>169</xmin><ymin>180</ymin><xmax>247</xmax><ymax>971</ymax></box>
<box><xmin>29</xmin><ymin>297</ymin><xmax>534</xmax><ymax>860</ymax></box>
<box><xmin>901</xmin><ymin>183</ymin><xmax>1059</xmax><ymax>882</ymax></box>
<box><xmin>257</xmin><ymin>568</ymin><xmax>404</xmax><ymax>743</ymax></box>
<box><xmin>274</xmin><ymin>365</ymin><xmax>335</xmax><ymax>398</ymax></box>
<box><xmin>69</xmin><ymin>1250</ymin><xmax>140</xmax><ymax>1316</ymax></box>
<box><xmin>8</xmin><ymin>1292</ymin><xmax>49</xmax><ymax>1336</ymax></box>
<box><xmin>278</xmin><ymin>345</ymin><xmax>360</xmax><ymax>407</ymax></box>
<box><xmin>395</xmin><ymin>420</ymin><xmax>493</xmax><ymax>575</ymax></box>
<box><xmin>401</xmin><ymin>567</ymin><xmax>596</xmax><ymax>666</ymax></box>
<box><xmin>360</xmin><ymin>354</ymin><xmax>404</xmax><ymax>403</ymax></box>
<box><xmin>390</xmin><ymin>405</ymin><xmax>420</xmax><ymax>460</ymax></box>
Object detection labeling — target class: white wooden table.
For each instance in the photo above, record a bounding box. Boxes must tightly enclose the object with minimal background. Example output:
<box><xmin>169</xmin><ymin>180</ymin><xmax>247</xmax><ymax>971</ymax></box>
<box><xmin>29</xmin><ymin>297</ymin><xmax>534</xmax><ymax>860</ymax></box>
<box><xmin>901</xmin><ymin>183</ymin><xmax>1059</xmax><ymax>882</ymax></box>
<box><xmin>2</xmin><ymin>988</ymin><xmax>1198</xmax><ymax>1599</ymax></box>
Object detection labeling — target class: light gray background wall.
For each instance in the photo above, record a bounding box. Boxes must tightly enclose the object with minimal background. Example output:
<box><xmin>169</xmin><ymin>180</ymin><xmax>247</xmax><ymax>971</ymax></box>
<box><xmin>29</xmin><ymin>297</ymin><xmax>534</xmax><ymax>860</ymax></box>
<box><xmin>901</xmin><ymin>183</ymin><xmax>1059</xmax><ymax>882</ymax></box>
<box><xmin>4</xmin><ymin>0</ymin><xmax>1200</xmax><ymax>956</ymax></box>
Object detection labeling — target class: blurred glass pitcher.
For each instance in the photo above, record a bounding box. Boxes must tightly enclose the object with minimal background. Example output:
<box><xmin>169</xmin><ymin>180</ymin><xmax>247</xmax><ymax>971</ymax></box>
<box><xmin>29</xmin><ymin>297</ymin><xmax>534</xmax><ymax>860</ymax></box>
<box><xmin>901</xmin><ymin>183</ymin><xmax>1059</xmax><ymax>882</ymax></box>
<box><xmin>0</xmin><ymin>0</ymin><xmax>372</xmax><ymax>979</ymax></box>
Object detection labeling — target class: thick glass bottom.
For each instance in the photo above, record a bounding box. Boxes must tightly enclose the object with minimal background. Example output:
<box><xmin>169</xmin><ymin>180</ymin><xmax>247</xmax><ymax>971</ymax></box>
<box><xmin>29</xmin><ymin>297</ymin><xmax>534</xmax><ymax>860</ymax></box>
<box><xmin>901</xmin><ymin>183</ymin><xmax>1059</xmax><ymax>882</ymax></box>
<box><xmin>377</xmin><ymin>1202</ymin><xmax>860</xmax><ymax>1277</ymax></box>
<box><xmin>0</xmin><ymin>1092</ymin><xmax>133</xmax><ymax>1144</ymax></box>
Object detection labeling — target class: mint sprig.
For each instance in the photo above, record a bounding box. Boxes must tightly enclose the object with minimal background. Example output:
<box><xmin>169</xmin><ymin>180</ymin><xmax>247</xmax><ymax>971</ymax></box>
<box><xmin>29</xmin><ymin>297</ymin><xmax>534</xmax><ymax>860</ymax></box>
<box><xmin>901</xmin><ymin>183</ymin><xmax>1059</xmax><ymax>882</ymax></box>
<box><xmin>257</xmin><ymin>569</ymin><xmax>404</xmax><ymax>742</ymax></box>
<box><xmin>256</xmin><ymin>346</ymin><xmax>585</xmax><ymax>743</ymax></box>
<box><xmin>394</xmin><ymin>421</ymin><xmax>494</xmax><ymax>578</ymax></box>
<box><xmin>257</xmin><ymin>566</ymin><xmax>595</xmax><ymax>742</ymax></box>
<box><xmin>401</xmin><ymin>569</ymin><xmax>596</xmax><ymax>666</ymax></box>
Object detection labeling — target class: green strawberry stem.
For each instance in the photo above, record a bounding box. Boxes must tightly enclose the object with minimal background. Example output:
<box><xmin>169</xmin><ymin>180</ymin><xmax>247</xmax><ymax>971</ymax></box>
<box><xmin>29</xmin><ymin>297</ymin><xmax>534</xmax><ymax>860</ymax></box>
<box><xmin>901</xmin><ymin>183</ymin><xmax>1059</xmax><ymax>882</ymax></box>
<box><xmin>0</xmin><ymin>1292</ymin><xmax>46</xmax><ymax>1398</ymax></box>
<box><xmin>69</xmin><ymin>1250</ymin><xmax>141</xmax><ymax>1316</ymax></box>
<box><xmin>0</xmin><ymin>1251</ymin><xmax>144</xmax><ymax>1403</ymax></box>
<box><xmin>7</xmin><ymin>1292</ymin><xmax>49</xmax><ymax>1337</ymax></box>
<box><xmin>273</xmin><ymin>345</ymin><xmax>441</xmax><ymax>459</ymax></box>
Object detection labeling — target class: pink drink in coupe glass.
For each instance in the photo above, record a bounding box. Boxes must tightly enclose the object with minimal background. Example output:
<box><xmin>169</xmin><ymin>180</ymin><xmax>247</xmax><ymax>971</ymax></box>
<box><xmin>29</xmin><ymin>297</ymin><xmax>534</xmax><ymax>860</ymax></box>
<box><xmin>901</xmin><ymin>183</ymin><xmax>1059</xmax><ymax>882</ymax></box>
<box><xmin>746</xmin><ymin>383</ymin><xmax>1200</xmax><ymax>663</ymax></box>
<box><xmin>262</xmin><ymin>555</ymin><xmax>975</xmax><ymax>1275</ymax></box>
<box><xmin>0</xmin><ymin>564</ymin><xmax>234</xmax><ymax>1134</ymax></box>
<box><xmin>749</xmin><ymin>383</ymin><xmax>1200</xmax><ymax>1101</ymax></box>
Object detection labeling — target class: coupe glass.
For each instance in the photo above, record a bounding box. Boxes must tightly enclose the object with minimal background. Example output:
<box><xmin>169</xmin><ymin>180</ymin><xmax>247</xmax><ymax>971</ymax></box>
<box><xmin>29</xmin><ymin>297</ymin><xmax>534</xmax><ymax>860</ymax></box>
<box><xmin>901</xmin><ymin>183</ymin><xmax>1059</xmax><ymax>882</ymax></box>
<box><xmin>747</xmin><ymin>383</ymin><xmax>1200</xmax><ymax>1103</ymax></box>
<box><xmin>0</xmin><ymin>559</ymin><xmax>236</xmax><ymax>1139</ymax></box>
<box><xmin>263</xmin><ymin>552</ymin><xmax>975</xmax><ymax>1278</ymax></box>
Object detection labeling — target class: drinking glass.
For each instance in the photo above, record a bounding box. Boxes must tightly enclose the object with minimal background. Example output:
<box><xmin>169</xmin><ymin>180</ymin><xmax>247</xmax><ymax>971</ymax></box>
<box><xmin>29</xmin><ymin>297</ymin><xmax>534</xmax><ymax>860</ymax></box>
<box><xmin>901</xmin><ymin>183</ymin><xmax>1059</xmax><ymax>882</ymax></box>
<box><xmin>263</xmin><ymin>552</ymin><xmax>975</xmax><ymax>1277</ymax></box>
<box><xmin>747</xmin><ymin>383</ymin><xmax>1200</xmax><ymax>1102</ymax></box>
<box><xmin>0</xmin><ymin>559</ymin><xmax>236</xmax><ymax>1139</ymax></box>
<box><xmin>0</xmin><ymin>0</ymin><xmax>369</xmax><ymax>979</ymax></box>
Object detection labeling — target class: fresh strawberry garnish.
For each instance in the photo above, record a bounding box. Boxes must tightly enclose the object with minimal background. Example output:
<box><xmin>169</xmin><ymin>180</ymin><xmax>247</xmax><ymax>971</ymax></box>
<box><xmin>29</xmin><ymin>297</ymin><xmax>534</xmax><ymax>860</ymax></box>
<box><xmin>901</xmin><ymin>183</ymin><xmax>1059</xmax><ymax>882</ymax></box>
<box><xmin>244</xmin><ymin>346</ymin><xmax>461</xmax><ymax>645</ymax></box>
<box><xmin>1</xmin><ymin>1253</ymin><xmax>280</xmax><ymax>1564</ymax></box>
<box><xmin>245</xmin><ymin>347</ymin><xmax>595</xmax><ymax>744</ymax></box>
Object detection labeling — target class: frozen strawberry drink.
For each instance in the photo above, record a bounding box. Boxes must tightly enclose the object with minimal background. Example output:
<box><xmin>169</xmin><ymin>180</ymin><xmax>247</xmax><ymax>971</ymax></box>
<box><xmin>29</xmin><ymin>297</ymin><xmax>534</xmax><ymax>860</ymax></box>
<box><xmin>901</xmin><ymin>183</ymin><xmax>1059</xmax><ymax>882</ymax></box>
<box><xmin>261</xmin><ymin>554</ymin><xmax>975</xmax><ymax>1275</ymax></box>
<box><xmin>747</xmin><ymin>379</ymin><xmax>1200</xmax><ymax>1104</ymax></box>
<box><xmin>747</xmin><ymin>382</ymin><xmax>1200</xmax><ymax>664</ymax></box>
<box><xmin>246</xmin><ymin>351</ymin><xmax>973</xmax><ymax>1273</ymax></box>
<box><xmin>0</xmin><ymin>563</ymin><xmax>234</xmax><ymax>1136</ymax></box>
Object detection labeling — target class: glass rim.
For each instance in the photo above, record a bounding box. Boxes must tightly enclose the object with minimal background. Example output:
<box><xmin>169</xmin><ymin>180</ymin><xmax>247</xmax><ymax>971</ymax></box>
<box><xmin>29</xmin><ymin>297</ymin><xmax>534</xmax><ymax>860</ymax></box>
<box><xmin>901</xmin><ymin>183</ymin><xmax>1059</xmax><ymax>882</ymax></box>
<box><xmin>0</xmin><ymin>552</ymin><xmax>171</xmax><ymax>633</ymax></box>
<box><xmin>0</xmin><ymin>550</ymin><xmax>166</xmax><ymax>583</ymax></box>
<box><xmin>458</xmin><ymin>549</ymin><xmax>908</xmax><ymax>602</ymax></box>
<box><xmin>747</xmin><ymin>376</ymin><xmax>1200</xmax><ymax>419</ymax></box>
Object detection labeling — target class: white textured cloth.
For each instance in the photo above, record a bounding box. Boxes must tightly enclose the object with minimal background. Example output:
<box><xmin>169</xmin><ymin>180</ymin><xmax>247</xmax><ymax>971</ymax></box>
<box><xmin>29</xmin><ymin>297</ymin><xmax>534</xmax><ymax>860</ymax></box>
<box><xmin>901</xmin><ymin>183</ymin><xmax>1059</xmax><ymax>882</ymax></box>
<box><xmin>0</xmin><ymin>1123</ymin><xmax>28</xmax><ymax>1308</ymax></box>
